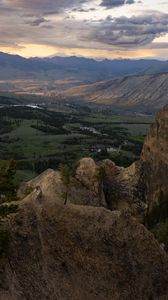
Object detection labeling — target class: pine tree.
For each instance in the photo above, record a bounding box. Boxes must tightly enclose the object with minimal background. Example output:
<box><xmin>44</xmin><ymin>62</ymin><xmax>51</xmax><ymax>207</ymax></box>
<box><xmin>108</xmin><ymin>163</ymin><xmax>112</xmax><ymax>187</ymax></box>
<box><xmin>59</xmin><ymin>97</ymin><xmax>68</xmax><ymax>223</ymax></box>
<box><xmin>59</xmin><ymin>164</ymin><xmax>71</xmax><ymax>205</ymax></box>
<box><xmin>0</xmin><ymin>160</ymin><xmax>17</xmax><ymax>202</ymax></box>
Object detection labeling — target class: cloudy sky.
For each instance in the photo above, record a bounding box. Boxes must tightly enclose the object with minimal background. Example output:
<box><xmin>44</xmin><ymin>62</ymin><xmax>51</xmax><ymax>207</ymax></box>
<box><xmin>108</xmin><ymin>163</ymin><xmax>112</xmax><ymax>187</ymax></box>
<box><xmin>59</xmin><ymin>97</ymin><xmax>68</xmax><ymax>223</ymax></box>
<box><xmin>0</xmin><ymin>0</ymin><xmax>168</xmax><ymax>59</ymax></box>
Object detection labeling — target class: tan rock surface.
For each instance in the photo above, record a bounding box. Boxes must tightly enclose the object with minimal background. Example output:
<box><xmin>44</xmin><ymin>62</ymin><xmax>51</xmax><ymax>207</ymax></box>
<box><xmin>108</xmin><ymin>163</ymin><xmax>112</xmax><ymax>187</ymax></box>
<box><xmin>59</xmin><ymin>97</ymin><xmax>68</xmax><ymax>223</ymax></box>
<box><xmin>141</xmin><ymin>104</ymin><xmax>168</xmax><ymax>210</ymax></box>
<box><xmin>19</xmin><ymin>162</ymin><xmax>106</xmax><ymax>208</ymax></box>
<box><xmin>0</xmin><ymin>193</ymin><xmax>168</xmax><ymax>300</ymax></box>
<box><xmin>101</xmin><ymin>159</ymin><xmax>145</xmax><ymax>219</ymax></box>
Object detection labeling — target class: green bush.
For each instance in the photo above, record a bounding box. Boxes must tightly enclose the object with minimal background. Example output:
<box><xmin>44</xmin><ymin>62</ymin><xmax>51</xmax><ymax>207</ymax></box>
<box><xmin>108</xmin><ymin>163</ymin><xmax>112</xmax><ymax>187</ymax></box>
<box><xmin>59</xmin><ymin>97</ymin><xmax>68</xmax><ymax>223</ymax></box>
<box><xmin>0</xmin><ymin>159</ymin><xmax>17</xmax><ymax>202</ymax></box>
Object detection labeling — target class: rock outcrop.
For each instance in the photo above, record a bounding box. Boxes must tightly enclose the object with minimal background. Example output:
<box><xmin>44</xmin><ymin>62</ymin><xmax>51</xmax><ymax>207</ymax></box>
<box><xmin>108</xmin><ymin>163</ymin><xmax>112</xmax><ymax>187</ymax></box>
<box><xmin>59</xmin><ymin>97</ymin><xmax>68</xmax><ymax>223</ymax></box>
<box><xmin>75</xmin><ymin>157</ymin><xmax>106</xmax><ymax>207</ymax></box>
<box><xmin>19</xmin><ymin>158</ymin><xmax>142</xmax><ymax>217</ymax></box>
<box><xmin>19</xmin><ymin>161</ymin><xmax>106</xmax><ymax>208</ymax></box>
<box><xmin>99</xmin><ymin>104</ymin><xmax>168</xmax><ymax>220</ymax></box>
<box><xmin>0</xmin><ymin>193</ymin><xmax>168</xmax><ymax>300</ymax></box>
<box><xmin>75</xmin><ymin>157</ymin><xmax>101</xmax><ymax>195</ymax></box>
<box><xmin>100</xmin><ymin>159</ymin><xmax>145</xmax><ymax>219</ymax></box>
<box><xmin>141</xmin><ymin>104</ymin><xmax>168</xmax><ymax>211</ymax></box>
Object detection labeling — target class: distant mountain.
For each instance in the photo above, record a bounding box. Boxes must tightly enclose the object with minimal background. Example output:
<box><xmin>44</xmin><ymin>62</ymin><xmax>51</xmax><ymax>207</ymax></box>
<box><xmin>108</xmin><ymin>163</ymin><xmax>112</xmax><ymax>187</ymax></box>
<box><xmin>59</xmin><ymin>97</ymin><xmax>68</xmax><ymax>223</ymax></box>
<box><xmin>0</xmin><ymin>52</ymin><xmax>168</xmax><ymax>82</ymax></box>
<box><xmin>46</xmin><ymin>56</ymin><xmax>167</xmax><ymax>76</ymax></box>
<box><xmin>34</xmin><ymin>55</ymin><xmax>168</xmax><ymax>80</ymax></box>
<box><xmin>58</xmin><ymin>73</ymin><xmax>168</xmax><ymax>112</ymax></box>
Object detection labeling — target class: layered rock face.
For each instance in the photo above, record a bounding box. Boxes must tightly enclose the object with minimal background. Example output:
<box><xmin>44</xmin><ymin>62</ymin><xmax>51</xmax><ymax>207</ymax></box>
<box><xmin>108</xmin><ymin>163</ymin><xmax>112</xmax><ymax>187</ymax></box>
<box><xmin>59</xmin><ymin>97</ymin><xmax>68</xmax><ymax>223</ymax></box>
<box><xmin>75</xmin><ymin>157</ymin><xmax>106</xmax><ymax>207</ymax></box>
<box><xmin>19</xmin><ymin>159</ymin><xmax>106</xmax><ymax>209</ymax></box>
<box><xmin>19</xmin><ymin>158</ymin><xmax>142</xmax><ymax>217</ymax></box>
<box><xmin>99</xmin><ymin>104</ymin><xmax>168</xmax><ymax>217</ymax></box>
<box><xmin>141</xmin><ymin>104</ymin><xmax>168</xmax><ymax>211</ymax></box>
<box><xmin>1</xmin><ymin>193</ymin><xmax>168</xmax><ymax>300</ymax></box>
<box><xmin>100</xmin><ymin>159</ymin><xmax>145</xmax><ymax>219</ymax></box>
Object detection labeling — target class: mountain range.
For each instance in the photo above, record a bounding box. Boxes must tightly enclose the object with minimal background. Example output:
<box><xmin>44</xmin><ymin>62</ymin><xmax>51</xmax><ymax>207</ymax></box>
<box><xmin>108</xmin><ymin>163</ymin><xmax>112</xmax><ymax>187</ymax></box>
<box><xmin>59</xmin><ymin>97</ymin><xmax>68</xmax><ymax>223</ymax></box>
<box><xmin>0</xmin><ymin>52</ymin><xmax>168</xmax><ymax>112</ymax></box>
<box><xmin>0</xmin><ymin>52</ymin><xmax>168</xmax><ymax>82</ymax></box>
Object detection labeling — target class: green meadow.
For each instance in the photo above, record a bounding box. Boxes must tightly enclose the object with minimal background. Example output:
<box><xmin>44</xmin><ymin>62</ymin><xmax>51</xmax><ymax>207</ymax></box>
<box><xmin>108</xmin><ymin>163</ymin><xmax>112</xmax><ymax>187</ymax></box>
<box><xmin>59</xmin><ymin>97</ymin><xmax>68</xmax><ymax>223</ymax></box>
<box><xmin>0</xmin><ymin>105</ymin><xmax>154</xmax><ymax>183</ymax></box>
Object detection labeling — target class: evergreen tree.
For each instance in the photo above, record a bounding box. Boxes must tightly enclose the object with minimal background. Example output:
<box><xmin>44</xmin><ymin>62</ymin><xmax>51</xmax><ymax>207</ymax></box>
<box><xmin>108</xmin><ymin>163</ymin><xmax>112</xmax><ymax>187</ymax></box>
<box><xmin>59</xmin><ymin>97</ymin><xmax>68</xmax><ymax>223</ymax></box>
<box><xmin>59</xmin><ymin>164</ymin><xmax>71</xmax><ymax>205</ymax></box>
<box><xmin>0</xmin><ymin>160</ymin><xmax>17</xmax><ymax>202</ymax></box>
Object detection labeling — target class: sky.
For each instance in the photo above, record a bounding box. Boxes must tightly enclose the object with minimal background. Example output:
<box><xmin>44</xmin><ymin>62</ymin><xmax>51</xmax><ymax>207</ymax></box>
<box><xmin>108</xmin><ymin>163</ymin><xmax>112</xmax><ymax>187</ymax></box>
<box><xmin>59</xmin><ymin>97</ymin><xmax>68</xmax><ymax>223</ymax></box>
<box><xmin>0</xmin><ymin>0</ymin><xmax>168</xmax><ymax>59</ymax></box>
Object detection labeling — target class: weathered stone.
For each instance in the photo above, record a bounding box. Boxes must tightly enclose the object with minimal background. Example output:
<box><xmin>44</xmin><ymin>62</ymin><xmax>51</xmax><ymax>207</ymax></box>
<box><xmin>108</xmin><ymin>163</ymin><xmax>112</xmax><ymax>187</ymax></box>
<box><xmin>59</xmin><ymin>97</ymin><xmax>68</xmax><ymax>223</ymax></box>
<box><xmin>0</xmin><ymin>194</ymin><xmax>168</xmax><ymax>300</ymax></box>
<box><xmin>141</xmin><ymin>104</ymin><xmax>168</xmax><ymax>211</ymax></box>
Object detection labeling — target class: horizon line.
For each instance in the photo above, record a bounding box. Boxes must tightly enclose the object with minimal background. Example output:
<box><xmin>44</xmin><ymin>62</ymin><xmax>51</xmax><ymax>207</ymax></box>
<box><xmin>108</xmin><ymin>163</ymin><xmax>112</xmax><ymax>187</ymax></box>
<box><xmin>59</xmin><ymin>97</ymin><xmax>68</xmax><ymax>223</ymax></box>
<box><xmin>0</xmin><ymin>51</ymin><xmax>168</xmax><ymax>62</ymax></box>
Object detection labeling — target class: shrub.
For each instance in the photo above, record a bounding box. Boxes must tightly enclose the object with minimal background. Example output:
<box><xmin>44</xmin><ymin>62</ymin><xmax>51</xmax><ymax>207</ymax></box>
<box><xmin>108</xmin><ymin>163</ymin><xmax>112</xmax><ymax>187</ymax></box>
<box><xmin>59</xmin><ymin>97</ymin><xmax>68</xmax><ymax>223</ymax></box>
<box><xmin>0</xmin><ymin>159</ymin><xmax>17</xmax><ymax>202</ymax></box>
<box><xmin>59</xmin><ymin>164</ymin><xmax>71</xmax><ymax>205</ymax></box>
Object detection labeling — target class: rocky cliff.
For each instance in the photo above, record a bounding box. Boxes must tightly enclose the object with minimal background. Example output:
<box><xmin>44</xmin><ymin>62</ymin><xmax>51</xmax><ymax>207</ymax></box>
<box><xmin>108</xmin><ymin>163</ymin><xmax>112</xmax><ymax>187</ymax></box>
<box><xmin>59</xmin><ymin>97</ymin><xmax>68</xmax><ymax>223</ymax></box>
<box><xmin>0</xmin><ymin>192</ymin><xmax>168</xmax><ymax>300</ymax></box>
<box><xmin>0</xmin><ymin>105</ymin><xmax>168</xmax><ymax>299</ymax></box>
<box><xmin>100</xmin><ymin>159</ymin><xmax>145</xmax><ymax>218</ymax></box>
<box><xmin>19</xmin><ymin>158</ymin><xmax>106</xmax><ymax>209</ymax></box>
<box><xmin>141</xmin><ymin>104</ymin><xmax>168</xmax><ymax>211</ymax></box>
<box><xmin>19</xmin><ymin>157</ymin><xmax>143</xmax><ymax>219</ymax></box>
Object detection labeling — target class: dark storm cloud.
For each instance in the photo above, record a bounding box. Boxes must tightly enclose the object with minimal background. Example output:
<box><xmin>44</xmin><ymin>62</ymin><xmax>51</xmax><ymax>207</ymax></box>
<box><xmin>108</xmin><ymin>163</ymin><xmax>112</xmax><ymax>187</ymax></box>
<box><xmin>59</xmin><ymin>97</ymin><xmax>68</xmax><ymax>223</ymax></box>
<box><xmin>100</xmin><ymin>0</ymin><xmax>135</xmax><ymax>9</ymax></box>
<box><xmin>25</xmin><ymin>17</ymin><xmax>48</xmax><ymax>27</ymax></box>
<box><xmin>72</xmin><ymin>8</ymin><xmax>96</xmax><ymax>13</ymax></box>
<box><xmin>6</xmin><ymin>0</ymin><xmax>90</xmax><ymax>13</ymax></box>
<box><xmin>86</xmin><ymin>12</ymin><xmax>168</xmax><ymax>47</ymax></box>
